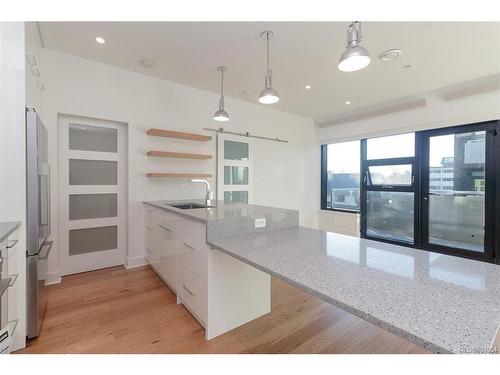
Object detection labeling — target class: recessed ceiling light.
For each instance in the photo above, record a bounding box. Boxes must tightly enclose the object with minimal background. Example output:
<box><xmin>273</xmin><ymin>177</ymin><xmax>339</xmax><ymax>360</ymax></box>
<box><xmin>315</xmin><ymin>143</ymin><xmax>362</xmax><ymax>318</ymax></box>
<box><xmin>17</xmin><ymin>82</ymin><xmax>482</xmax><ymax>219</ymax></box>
<box><xmin>95</xmin><ymin>37</ymin><xmax>106</xmax><ymax>44</ymax></box>
<box><xmin>304</xmin><ymin>85</ymin><xmax>312</xmax><ymax>90</ymax></box>
<box><xmin>379</xmin><ymin>49</ymin><xmax>402</xmax><ymax>61</ymax></box>
<box><xmin>403</xmin><ymin>64</ymin><xmax>412</xmax><ymax>69</ymax></box>
<box><xmin>140</xmin><ymin>59</ymin><xmax>154</xmax><ymax>68</ymax></box>
<box><xmin>345</xmin><ymin>101</ymin><xmax>351</xmax><ymax>105</ymax></box>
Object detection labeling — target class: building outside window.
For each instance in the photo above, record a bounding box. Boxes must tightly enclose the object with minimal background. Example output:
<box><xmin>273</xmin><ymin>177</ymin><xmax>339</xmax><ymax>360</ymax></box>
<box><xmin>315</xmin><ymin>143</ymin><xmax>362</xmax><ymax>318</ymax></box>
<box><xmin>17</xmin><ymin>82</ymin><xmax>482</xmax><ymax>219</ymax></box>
<box><xmin>323</xmin><ymin>140</ymin><xmax>360</xmax><ymax>211</ymax></box>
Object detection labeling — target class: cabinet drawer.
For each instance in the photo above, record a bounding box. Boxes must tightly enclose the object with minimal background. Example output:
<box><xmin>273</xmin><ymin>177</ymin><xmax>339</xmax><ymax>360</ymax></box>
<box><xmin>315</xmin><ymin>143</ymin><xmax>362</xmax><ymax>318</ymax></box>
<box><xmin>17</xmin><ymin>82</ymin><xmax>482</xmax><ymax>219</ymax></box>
<box><xmin>177</xmin><ymin>265</ymin><xmax>207</xmax><ymax>325</ymax></box>
<box><xmin>178</xmin><ymin>240</ymin><xmax>207</xmax><ymax>281</ymax></box>
<box><xmin>177</xmin><ymin>217</ymin><xmax>205</xmax><ymax>242</ymax></box>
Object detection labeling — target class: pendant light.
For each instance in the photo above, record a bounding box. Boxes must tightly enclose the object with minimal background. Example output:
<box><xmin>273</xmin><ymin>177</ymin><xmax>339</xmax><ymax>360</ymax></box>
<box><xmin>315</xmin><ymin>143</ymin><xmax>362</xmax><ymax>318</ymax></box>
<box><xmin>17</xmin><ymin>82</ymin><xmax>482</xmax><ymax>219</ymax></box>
<box><xmin>213</xmin><ymin>66</ymin><xmax>229</xmax><ymax>122</ymax></box>
<box><xmin>338</xmin><ymin>21</ymin><xmax>371</xmax><ymax>72</ymax></box>
<box><xmin>258</xmin><ymin>31</ymin><xmax>280</xmax><ymax>104</ymax></box>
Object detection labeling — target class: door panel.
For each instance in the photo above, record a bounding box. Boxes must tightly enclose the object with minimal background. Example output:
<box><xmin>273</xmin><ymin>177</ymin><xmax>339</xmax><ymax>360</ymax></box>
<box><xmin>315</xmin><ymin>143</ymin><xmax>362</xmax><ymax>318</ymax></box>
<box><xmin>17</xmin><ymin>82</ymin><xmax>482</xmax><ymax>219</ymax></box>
<box><xmin>59</xmin><ymin>115</ymin><xmax>127</xmax><ymax>275</ymax></box>
<box><xmin>217</xmin><ymin>134</ymin><xmax>253</xmax><ymax>204</ymax></box>
<box><xmin>421</xmin><ymin>123</ymin><xmax>497</xmax><ymax>262</ymax></box>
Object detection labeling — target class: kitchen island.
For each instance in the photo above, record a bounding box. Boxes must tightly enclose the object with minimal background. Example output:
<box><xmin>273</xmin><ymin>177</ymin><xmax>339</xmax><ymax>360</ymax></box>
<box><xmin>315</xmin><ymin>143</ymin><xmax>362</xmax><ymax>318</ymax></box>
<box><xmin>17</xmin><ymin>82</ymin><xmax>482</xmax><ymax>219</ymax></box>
<box><xmin>144</xmin><ymin>200</ymin><xmax>500</xmax><ymax>353</ymax></box>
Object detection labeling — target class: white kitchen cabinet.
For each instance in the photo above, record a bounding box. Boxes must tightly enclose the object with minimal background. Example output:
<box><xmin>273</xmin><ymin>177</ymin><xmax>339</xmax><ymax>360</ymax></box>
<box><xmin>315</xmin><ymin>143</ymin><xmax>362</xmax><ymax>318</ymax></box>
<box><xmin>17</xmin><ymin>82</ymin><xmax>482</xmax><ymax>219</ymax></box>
<box><xmin>177</xmin><ymin>264</ymin><xmax>207</xmax><ymax>324</ymax></box>
<box><xmin>176</xmin><ymin>217</ymin><xmax>208</xmax><ymax>282</ymax></box>
<box><xmin>143</xmin><ymin>203</ymin><xmax>270</xmax><ymax>339</ymax></box>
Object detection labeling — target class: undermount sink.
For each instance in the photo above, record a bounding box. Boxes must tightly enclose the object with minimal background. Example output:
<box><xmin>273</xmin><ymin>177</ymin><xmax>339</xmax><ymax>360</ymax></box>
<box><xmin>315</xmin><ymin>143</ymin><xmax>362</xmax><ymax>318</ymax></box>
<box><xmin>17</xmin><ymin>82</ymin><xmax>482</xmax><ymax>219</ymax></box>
<box><xmin>169</xmin><ymin>203</ymin><xmax>211</xmax><ymax>210</ymax></box>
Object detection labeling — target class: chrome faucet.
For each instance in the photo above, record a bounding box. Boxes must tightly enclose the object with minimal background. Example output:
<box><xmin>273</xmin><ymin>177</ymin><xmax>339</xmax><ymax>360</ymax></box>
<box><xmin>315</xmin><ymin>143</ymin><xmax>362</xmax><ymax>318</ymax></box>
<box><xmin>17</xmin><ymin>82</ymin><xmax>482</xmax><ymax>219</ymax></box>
<box><xmin>190</xmin><ymin>179</ymin><xmax>214</xmax><ymax>206</ymax></box>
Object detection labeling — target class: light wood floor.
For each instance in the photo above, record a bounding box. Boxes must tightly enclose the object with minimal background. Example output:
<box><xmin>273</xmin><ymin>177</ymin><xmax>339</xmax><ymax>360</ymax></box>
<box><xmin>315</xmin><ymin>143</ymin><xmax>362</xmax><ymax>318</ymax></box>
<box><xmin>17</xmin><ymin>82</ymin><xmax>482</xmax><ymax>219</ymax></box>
<box><xmin>17</xmin><ymin>265</ymin><xmax>428</xmax><ymax>354</ymax></box>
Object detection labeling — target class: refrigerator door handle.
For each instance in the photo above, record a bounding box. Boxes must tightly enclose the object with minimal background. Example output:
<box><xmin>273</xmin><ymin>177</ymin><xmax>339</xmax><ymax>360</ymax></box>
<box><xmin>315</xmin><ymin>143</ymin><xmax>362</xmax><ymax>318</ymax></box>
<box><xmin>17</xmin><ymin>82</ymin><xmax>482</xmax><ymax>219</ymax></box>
<box><xmin>39</xmin><ymin>163</ymin><xmax>50</xmax><ymax>234</ymax></box>
<box><xmin>46</xmin><ymin>164</ymin><xmax>51</xmax><ymax>237</ymax></box>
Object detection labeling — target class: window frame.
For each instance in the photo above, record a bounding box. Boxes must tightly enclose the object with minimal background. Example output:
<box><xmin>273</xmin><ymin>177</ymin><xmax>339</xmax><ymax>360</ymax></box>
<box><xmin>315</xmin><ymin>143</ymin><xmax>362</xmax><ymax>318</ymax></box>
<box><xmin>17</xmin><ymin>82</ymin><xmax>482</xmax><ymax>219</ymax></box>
<box><xmin>360</xmin><ymin>136</ymin><xmax>421</xmax><ymax>247</ymax></box>
<box><xmin>419</xmin><ymin>121</ymin><xmax>498</xmax><ymax>263</ymax></box>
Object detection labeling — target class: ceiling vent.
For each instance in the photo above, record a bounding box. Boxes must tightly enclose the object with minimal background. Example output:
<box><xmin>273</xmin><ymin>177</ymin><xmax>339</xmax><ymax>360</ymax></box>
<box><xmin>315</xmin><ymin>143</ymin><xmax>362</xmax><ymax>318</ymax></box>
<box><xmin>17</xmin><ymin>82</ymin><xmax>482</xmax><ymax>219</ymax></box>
<box><xmin>317</xmin><ymin>96</ymin><xmax>426</xmax><ymax>128</ymax></box>
<box><xmin>379</xmin><ymin>49</ymin><xmax>402</xmax><ymax>61</ymax></box>
<box><xmin>439</xmin><ymin>74</ymin><xmax>500</xmax><ymax>101</ymax></box>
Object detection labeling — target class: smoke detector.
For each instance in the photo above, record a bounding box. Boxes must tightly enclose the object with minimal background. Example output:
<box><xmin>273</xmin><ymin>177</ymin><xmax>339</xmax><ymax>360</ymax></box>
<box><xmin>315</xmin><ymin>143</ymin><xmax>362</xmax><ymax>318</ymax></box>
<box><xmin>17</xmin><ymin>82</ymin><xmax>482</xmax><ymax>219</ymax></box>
<box><xmin>379</xmin><ymin>49</ymin><xmax>402</xmax><ymax>61</ymax></box>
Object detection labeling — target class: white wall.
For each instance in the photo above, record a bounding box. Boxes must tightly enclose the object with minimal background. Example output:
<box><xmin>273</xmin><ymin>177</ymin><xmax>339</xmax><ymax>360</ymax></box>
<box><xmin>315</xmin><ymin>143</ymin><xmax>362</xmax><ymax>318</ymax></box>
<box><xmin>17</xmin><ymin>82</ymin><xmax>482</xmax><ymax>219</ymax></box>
<box><xmin>27</xmin><ymin>47</ymin><xmax>318</xmax><ymax>278</ymax></box>
<box><xmin>317</xmin><ymin>90</ymin><xmax>500</xmax><ymax>143</ymax></box>
<box><xmin>25</xmin><ymin>22</ymin><xmax>44</xmax><ymax>122</ymax></box>
<box><xmin>316</xmin><ymin>89</ymin><xmax>500</xmax><ymax>234</ymax></box>
<box><xmin>0</xmin><ymin>22</ymin><xmax>26</xmax><ymax>351</ymax></box>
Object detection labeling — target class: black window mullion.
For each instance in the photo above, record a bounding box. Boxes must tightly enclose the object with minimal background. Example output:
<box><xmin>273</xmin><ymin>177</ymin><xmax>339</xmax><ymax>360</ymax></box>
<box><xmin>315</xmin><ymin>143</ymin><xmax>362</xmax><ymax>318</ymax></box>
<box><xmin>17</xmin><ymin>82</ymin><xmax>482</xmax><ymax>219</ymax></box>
<box><xmin>495</xmin><ymin>121</ymin><xmax>500</xmax><ymax>264</ymax></box>
<box><xmin>484</xmin><ymin>123</ymin><xmax>498</xmax><ymax>263</ymax></box>
<box><xmin>320</xmin><ymin>145</ymin><xmax>327</xmax><ymax>210</ymax></box>
<box><xmin>365</xmin><ymin>156</ymin><xmax>415</xmax><ymax>166</ymax></box>
<box><xmin>414</xmin><ymin>133</ymin><xmax>422</xmax><ymax>248</ymax></box>
<box><xmin>360</xmin><ymin>139</ymin><xmax>367</xmax><ymax>237</ymax></box>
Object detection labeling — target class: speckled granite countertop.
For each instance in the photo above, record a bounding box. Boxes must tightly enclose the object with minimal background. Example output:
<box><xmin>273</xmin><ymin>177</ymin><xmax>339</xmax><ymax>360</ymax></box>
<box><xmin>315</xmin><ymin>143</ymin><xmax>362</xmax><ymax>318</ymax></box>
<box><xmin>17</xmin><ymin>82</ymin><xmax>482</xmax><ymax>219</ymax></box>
<box><xmin>207</xmin><ymin>226</ymin><xmax>500</xmax><ymax>354</ymax></box>
<box><xmin>0</xmin><ymin>221</ymin><xmax>20</xmax><ymax>243</ymax></box>
<box><xmin>143</xmin><ymin>200</ymin><xmax>299</xmax><ymax>235</ymax></box>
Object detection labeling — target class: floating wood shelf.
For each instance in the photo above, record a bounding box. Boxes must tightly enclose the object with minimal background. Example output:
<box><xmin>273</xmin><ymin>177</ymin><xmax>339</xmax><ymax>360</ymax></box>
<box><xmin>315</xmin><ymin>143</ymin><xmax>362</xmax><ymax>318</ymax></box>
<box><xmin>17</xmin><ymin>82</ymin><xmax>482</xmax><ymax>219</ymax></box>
<box><xmin>147</xmin><ymin>128</ymin><xmax>212</xmax><ymax>142</ymax></box>
<box><xmin>147</xmin><ymin>151</ymin><xmax>212</xmax><ymax>160</ymax></box>
<box><xmin>147</xmin><ymin>173</ymin><xmax>213</xmax><ymax>178</ymax></box>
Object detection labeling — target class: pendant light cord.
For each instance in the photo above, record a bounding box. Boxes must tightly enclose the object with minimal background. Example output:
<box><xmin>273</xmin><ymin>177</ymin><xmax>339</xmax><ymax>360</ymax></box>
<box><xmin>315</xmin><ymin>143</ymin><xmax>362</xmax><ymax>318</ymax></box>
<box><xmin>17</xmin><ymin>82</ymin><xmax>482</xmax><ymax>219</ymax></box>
<box><xmin>221</xmin><ymin>68</ymin><xmax>224</xmax><ymax>97</ymax></box>
<box><xmin>219</xmin><ymin>67</ymin><xmax>225</xmax><ymax>110</ymax></box>
<box><xmin>266</xmin><ymin>33</ymin><xmax>270</xmax><ymax>73</ymax></box>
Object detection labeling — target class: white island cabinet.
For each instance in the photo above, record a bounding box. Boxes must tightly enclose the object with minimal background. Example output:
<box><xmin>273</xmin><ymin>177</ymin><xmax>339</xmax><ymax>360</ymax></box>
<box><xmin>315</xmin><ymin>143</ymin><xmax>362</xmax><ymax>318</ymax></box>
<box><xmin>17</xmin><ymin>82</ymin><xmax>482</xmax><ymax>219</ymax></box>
<box><xmin>144</xmin><ymin>204</ymin><xmax>270</xmax><ymax>339</ymax></box>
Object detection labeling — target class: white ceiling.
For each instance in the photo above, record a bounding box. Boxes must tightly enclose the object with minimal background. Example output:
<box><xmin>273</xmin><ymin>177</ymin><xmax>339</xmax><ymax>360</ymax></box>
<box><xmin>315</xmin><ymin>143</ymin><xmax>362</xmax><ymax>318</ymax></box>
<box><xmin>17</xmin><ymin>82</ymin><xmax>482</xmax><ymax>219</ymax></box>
<box><xmin>36</xmin><ymin>22</ymin><xmax>500</xmax><ymax>120</ymax></box>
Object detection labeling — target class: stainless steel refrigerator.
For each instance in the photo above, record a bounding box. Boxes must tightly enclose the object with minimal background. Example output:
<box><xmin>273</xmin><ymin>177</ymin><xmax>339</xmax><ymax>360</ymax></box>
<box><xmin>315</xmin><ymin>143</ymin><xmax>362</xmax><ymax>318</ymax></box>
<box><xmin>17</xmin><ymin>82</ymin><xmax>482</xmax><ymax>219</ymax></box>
<box><xmin>26</xmin><ymin>107</ymin><xmax>52</xmax><ymax>339</ymax></box>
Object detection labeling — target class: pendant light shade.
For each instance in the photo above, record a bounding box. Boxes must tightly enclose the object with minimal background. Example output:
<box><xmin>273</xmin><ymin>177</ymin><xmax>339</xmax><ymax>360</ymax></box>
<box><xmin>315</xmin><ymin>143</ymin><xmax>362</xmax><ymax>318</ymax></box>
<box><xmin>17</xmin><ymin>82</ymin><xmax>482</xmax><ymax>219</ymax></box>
<box><xmin>213</xmin><ymin>66</ymin><xmax>229</xmax><ymax>122</ymax></box>
<box><xmin>338</xmin><ymin>21</ymin><xmax>371</xmax><ymax>72</ymax></box>
<box><xmin>258</xmin><ymin>31</ymin><xmax>280</xmax><ymax>104</ymax></box>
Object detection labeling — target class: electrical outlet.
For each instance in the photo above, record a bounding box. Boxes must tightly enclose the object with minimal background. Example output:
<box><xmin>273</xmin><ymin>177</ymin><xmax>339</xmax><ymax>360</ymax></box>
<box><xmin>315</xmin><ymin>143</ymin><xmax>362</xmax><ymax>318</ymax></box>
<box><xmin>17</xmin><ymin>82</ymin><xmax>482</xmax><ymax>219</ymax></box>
<box><xmin>254</xmin><ymin>218</ymin><xmax>266</xmax><ymax>228</ymax></box>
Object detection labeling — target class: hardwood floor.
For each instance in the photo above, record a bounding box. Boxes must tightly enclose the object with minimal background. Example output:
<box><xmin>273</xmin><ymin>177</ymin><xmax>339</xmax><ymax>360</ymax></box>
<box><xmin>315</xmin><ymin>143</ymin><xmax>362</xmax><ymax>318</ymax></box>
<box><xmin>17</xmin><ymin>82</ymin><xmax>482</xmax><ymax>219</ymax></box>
<box><xmin>17</xmin><ymin>265</ymin><xmax>428</xmax><ymax>354</ymax></box>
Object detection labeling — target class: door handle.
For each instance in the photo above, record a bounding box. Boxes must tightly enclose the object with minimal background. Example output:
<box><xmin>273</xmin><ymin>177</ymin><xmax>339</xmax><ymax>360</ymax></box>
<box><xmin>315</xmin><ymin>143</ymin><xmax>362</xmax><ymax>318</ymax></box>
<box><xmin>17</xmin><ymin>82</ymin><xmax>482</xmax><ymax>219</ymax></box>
<box><xmin>182</xmin><ymin>285</ymin><xmax>195</xmax><ymax>296</ymax></box>
<box><xmin>157</xmin><ymin>224</ymin><xmax>172</xmax><ymax>232</ymax></box>
<box><xmin>182</xmin><ymin>242</ymin><xmax>195</xmax><ymax>251</ymax></box>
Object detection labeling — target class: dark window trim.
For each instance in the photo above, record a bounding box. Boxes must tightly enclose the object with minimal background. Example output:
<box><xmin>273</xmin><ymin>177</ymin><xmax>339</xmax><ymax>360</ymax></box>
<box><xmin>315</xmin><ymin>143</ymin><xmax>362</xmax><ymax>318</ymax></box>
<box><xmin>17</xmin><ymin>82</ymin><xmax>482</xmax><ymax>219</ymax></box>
<box><xmin>321</xmin><ymin>207</ymin><xmax>359</xmax><ymax>214</ymax></box>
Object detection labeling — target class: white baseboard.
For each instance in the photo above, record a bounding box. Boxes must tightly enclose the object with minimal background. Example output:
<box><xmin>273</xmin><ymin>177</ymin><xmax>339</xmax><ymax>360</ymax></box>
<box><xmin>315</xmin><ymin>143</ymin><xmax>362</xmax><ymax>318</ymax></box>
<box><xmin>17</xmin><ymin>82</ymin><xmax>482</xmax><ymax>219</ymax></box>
<box><xmin>125</xmin><ymin>255</ymin><xmax>147</xmax><ymax>269</ymax></box>
<box><xmin>45</xmin><ymin>271</ymin><xmax>62</xmax><ymax>285</ymax></box>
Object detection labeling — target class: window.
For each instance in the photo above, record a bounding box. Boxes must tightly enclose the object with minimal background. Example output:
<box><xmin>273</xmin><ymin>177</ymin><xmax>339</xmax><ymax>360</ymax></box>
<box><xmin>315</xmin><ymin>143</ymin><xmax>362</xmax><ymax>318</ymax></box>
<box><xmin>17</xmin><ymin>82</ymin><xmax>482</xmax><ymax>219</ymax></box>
<box><xmin>362</xmin><ymin>133</ymin><xmax>417</xmax><ymax>245</ymax></box>
<box><xmin>321</xmin><ymin>140</ymin><xmax>360</xmax><ymax>211</ymax></box>
<box><xmin>218</xmin><ymin>136</ymin><xmax>252</xmax><ymax>204</ymax></box>
<box><xmin>320</xmin><ymin>121</ymin><xmax>500</xmax><ymax>264</ymax></box>
<box><xmin>367</xmin><ymin>133</ymin><xmax>415</xmax><ymax>159</ymax></box>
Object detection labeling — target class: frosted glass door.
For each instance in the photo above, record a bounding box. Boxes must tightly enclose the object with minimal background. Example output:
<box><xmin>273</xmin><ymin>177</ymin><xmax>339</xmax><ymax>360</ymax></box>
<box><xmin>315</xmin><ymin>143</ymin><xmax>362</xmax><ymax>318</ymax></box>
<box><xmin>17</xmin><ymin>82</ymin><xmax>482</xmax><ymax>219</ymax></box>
<box><xmin>217</xmin><ymin>135</ymin><xmax>252</xmax><ymax>204</ymax></box>
<box><xmin>59</xmin><ymin>115</ymin><xmax>127</xmax><ymax>276</ymax></box>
